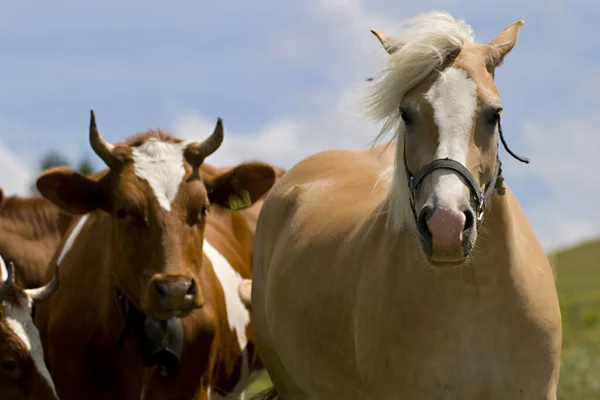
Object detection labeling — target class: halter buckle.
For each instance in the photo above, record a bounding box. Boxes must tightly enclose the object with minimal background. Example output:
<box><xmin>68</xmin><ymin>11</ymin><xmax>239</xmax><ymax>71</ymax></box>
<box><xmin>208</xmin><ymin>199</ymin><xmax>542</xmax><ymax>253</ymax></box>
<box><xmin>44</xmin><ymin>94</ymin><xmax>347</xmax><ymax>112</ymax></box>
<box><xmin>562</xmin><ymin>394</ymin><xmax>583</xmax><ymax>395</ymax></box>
<box><xmin>476</xmin><ymin>200</ymin><xmax>486</xmax><ymax>221</ymax></box>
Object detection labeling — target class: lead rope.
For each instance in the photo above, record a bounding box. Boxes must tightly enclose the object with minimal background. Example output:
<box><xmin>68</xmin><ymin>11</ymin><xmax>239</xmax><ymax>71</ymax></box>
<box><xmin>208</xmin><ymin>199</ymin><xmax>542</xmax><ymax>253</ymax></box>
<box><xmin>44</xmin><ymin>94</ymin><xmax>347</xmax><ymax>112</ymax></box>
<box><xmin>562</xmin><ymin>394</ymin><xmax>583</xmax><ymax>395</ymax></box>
<box><xmin>494</xmin><ymin>119</ymin><xmax>530</xmax><ymax>196</ymax></box>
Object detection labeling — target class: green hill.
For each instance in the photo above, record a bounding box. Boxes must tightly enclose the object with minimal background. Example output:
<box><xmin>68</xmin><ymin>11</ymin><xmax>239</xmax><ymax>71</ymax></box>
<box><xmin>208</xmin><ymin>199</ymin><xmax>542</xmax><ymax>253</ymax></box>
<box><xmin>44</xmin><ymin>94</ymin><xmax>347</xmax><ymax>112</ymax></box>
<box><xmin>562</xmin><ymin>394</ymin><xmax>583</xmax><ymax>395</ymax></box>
<box><xmin>551</xmin><ymin>238</ymin><xmax>600</xmax><ymax>398</ymax></box>
<box><xmin>246</xmin><ymin>238</ymin><xmax>600</xmax><ymax>398</ymax></box>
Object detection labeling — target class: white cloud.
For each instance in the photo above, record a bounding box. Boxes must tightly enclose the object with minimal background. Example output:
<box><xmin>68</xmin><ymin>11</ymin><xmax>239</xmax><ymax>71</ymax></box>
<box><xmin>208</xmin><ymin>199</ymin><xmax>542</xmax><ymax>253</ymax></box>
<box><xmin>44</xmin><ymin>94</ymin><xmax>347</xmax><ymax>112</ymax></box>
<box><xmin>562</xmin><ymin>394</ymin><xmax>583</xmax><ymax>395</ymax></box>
<box><xmin>0</xmin><ymin>140</ymin><xmax>34</xmax><ymax>196</ymax></box>
<box><xmin>172</xmin><ymin>3</ymin><xmax>600</xmax><ymax>253</ymax></box>
<box><xmin>172</xmin><ymin>83</ymin><xmax>378</xmax><ymax>169</ymax></box>
<box><xmin>510</xmin><ymin>113</ymin><xmax>600</xmax><ymax>251</ymax></box>
<box><xmin>0</xmin><ymin>0</ymin><xmax>598</xmax><ymax>252</ymax></box>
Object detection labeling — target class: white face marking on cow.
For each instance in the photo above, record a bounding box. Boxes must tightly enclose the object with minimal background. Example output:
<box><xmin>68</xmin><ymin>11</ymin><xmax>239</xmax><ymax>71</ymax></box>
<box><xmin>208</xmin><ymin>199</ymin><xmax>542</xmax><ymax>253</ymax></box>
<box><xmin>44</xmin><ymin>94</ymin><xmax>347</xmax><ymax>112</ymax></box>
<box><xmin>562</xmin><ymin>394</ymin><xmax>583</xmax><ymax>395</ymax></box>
<box><xmin>0</xmin><ymin>257</ymin><xmax>57</xmax><ymax>396</ymax></box>
<box><xmin>203</xmin><ymin>240</ymin><xmax>250</xmax><ymax>351</ymax></box>
<box><xmin>425</xmin><ymin>67</ymin><xmax>478</xmax><ymax>207</ymax></box>
<box><xmin>132</xmin><ymin>139</ymin><xmax>191</xmax><ymax>211</ymax></box>
<box><xmin>57</xmin><ymin>214</ymin><xmax>90</xmax><ymax>265</ymax></box>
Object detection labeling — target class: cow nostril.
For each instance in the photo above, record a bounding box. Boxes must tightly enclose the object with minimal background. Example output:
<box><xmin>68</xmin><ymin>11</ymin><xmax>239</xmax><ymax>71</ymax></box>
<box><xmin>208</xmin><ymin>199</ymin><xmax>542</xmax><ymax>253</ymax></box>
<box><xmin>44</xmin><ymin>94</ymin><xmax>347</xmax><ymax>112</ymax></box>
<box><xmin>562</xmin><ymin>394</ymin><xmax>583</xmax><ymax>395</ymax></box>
<box><xmin>463</xmin><ymin>210</ymin><xmax>475</xmax><ymax>232</ymax></box>
<box><xmin>186</xmin><ymin>280</ymin><xmax>197</xmax><ymax>296</ymax></box>
<box><xmin>154</xmin><ymin>281</ymin><xmax>168</xmax><ymax>297</ymax></box>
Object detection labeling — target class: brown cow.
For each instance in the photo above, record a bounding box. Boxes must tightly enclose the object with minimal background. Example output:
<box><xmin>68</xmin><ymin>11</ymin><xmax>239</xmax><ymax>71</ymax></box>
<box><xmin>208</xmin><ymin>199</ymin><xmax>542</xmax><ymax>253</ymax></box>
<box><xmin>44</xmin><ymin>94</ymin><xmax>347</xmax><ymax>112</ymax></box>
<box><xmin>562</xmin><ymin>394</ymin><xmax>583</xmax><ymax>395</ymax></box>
<box><xmin>0</xmin><ymin>254</ymin><xmax>60</xmax><ymax>399</ymax></box>
<box><xmin>0</xmin><ymin>189</ymin><xmax>74</xmax><ymax>288</ymax></box>
<box><xmin>34</xmin><ymin>111</ymin><xmax>279</xmax><ymax>399</ymax></box>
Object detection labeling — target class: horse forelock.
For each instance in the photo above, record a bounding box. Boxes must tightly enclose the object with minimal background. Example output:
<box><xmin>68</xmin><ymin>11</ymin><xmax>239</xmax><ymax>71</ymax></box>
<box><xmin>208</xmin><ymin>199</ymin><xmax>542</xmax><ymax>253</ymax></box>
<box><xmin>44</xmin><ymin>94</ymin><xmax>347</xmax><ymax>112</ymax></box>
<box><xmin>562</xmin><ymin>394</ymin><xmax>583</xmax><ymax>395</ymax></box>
<box><xmin>365</xmin><ymin>11</ymin><xmax>477</xmax><ymax>232</ymax></box>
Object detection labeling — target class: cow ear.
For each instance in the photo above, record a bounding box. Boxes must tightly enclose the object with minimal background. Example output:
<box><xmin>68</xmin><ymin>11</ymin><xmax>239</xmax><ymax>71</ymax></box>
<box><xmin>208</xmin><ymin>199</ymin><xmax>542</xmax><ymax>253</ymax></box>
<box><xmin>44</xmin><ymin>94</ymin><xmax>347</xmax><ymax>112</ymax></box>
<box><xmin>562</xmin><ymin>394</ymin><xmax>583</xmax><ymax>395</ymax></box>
<box><xmin>36</xmin><ymin>167</ymin><xmax>108</xmax><ymax>215</ymax></box>
<box><xmin>207</xmin><ymin>162</ymin><xmax>277</xmax><ymax>210</ymax></box>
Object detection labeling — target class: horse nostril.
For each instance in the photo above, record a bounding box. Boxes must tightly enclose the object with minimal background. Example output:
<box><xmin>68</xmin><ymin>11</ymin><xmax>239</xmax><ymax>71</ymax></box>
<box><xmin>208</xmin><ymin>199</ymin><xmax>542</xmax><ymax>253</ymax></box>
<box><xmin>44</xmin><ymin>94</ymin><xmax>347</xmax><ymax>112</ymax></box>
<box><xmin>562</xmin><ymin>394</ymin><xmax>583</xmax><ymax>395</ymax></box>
<box><xmin>417</xmin><ymin>205</ymin><xmax>433</xmax><ymax>238</ymax></box>
<box><xmin>463</xmin><ymin>209</ymin><xmax>475</xmax><ymax>232</ymax></box>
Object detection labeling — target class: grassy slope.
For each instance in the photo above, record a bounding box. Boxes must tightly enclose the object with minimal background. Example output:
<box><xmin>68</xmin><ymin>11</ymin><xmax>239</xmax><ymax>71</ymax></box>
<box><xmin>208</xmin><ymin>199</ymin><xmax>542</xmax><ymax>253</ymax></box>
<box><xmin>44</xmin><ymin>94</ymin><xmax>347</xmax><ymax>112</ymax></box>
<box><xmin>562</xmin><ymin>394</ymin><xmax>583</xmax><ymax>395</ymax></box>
<box><xmin>551</xmin><ymin>239</ymin><xmax>600</xmax><ymax>398</ymax></box>
<box><xmin>246</xmin><ymin>239</ymin><xmax>600</xmax><ymax>398</ymax></box>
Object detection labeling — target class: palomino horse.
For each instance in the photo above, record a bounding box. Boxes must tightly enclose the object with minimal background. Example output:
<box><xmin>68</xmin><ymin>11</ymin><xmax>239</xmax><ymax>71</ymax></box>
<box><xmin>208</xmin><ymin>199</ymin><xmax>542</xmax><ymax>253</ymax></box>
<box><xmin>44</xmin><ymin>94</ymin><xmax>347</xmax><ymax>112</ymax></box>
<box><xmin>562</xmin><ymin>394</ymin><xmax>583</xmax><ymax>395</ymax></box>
<box><xmin>0</xmin><ymin>255</ymin><xmax>60</xmax><ymax>399</ymax></box>
<box><xmin>250</xmin><ymin>11</ymin><xmax>562</xmax><ymax>400</ymax></box>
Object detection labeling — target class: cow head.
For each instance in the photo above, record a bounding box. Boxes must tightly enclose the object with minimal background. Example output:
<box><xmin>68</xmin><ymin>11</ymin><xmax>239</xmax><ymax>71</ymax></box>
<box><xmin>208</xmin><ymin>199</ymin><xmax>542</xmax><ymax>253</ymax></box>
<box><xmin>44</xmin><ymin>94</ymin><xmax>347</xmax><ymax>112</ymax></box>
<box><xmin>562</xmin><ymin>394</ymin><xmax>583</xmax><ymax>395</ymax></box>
<box><xmin>0</xmin><ymin>256</ymin><xmax>59</xmax><ymax>399</ymax></box>
<box><xmin>36</xmin><ymin>111</ymin><xmax>277</xmax><ymax>321</ymax></box>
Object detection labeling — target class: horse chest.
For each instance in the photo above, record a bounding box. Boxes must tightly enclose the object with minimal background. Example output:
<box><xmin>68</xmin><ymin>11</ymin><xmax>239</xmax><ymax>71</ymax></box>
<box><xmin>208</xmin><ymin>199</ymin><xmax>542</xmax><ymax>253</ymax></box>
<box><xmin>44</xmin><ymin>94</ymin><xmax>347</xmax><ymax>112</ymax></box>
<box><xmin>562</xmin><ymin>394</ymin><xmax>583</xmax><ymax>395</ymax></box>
<box><xmin>352</xmin><ymin>285</ymin><xmax>556</xmax><ymax>399</ymax></box>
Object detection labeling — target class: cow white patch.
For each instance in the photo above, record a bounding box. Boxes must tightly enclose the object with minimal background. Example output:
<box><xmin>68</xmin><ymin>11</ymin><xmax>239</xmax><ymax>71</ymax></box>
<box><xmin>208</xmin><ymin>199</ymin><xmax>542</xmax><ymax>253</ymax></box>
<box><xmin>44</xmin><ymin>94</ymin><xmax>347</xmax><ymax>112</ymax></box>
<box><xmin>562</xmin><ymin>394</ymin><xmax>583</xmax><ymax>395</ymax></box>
<box><xmin>0</xmin><ymin>255</ymin><xmax>57</xmax><ymax>396</ymax></box>
<box><xmin>203</xmin><ymin>240</ymin><xmax>250</xmax><ymax>351</ymax></box>
<box><xmin>132</xmin><ymin>139</ymin><xmax>191</xmax><ymax>211</ymax></box>
<box><xmin>425</xmin><ymin>67</ymin><xmax>478</xmax><ymax>206</ymax></box>
<box><xmin>57</xmin><ymin>214</ymin><xmax>89</xmax><ymax>265</ymax></box>
<box><xmin>0</xmin><ymin>254</ymin><xmax>6</xmax><ymax>282</ymax></box>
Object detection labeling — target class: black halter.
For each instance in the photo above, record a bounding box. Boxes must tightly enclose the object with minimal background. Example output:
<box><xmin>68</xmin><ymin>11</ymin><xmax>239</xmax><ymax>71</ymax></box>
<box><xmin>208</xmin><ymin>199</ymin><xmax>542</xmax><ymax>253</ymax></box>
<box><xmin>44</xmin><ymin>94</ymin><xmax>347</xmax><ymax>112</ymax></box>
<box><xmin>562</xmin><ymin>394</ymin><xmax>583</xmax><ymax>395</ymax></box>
<box><xmin>404</xmin><ymin>119</ymin><xmax>529</xmax><ymax>224</ymax></box>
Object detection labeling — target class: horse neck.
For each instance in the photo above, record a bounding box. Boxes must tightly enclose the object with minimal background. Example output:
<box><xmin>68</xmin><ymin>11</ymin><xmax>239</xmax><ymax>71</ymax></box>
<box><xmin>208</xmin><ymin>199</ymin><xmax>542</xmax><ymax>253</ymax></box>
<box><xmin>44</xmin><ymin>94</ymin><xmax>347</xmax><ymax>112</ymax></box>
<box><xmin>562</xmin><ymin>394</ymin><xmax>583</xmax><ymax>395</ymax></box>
<box><xmin>471</xmin><ymin>186</ymin><xmax>544</xmax><ymax>269</ymax></box>
<box><xmin>364</xmin><ymin>187</ymin><xmax>529</xmax><ymax>291</ymax></box>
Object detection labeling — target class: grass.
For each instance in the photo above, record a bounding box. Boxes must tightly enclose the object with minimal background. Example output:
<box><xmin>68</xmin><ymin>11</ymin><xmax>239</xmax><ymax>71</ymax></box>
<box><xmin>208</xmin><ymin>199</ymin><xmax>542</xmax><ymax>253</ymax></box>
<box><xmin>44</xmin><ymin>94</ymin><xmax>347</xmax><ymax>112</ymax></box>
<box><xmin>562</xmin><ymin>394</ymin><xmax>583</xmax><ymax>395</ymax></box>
<box><xmin>245</xmin><ymin>238</ymin><xmax>600</xmax><ymax>398</ymax></box>
<box><xmin>551</xmin><ymin>239</ymin><xmax>600</xmax><ymax>399</ymax></box>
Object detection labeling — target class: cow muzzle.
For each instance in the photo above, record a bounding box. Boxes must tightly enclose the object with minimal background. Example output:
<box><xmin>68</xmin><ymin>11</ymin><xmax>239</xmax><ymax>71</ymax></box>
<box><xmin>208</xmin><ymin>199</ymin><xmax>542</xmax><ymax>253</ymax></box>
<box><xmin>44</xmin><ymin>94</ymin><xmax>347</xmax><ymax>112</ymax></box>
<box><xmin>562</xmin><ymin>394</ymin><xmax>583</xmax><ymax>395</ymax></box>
<box><xmin>143</xmin><ymin>275</ymin><xmax>204</xmax><ymax>320</ymax></box>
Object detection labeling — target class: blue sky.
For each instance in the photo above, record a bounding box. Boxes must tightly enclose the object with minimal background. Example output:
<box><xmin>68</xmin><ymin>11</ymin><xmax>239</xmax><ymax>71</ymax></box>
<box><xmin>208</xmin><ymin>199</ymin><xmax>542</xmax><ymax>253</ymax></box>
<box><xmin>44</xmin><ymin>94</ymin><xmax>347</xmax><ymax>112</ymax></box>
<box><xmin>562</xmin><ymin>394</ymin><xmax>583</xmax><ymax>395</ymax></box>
<box><xmin>1</xmin><ymin>0</ymin><xmax>599</xmax><ymax>251</ymax></box>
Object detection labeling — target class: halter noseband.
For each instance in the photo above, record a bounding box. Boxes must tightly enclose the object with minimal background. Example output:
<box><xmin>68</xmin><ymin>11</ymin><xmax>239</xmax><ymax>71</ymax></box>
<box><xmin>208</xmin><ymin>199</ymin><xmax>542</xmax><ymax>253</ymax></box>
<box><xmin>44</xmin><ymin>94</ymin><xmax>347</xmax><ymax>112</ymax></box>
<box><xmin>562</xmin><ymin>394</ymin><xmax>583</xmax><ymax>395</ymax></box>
<box><xmin>404</xmin><ymin>119</ymin><xmax>529</xmax><ymax>224</ymax></box>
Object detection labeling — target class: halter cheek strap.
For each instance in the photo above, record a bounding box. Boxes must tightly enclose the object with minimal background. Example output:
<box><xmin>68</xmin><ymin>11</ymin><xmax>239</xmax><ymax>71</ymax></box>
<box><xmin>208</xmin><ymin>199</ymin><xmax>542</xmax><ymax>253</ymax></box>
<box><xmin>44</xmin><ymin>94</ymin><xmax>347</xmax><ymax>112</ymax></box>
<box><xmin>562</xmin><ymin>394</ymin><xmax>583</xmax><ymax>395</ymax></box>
<box><xmin>404</xmin><ymin>119</ymin><xmax>529</xmax><ymax>223</ymax></box>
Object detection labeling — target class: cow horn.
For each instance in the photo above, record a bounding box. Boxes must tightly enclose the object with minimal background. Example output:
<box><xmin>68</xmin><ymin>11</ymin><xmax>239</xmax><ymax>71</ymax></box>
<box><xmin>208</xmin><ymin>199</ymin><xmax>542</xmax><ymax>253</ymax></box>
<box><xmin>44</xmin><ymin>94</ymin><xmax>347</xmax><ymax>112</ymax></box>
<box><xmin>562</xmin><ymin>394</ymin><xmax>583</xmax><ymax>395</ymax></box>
<box><xmin>184</xmin><ymin>118</ymin><xmax>225</xmax><ymax>167</ymax></box>
<box><xmin>89</xmin><ymin>109</ymin><xmax>116</xmax><ymax>167</ymax></box>
<box><xmin>0</xmin><ymin>259</ymin><xmax>16</xmax><ymax>301</ymax></box>
<box><xmin>24</xmin><ymin>264</ymin><xmax>59</xmax><ymax>303</ymax></box>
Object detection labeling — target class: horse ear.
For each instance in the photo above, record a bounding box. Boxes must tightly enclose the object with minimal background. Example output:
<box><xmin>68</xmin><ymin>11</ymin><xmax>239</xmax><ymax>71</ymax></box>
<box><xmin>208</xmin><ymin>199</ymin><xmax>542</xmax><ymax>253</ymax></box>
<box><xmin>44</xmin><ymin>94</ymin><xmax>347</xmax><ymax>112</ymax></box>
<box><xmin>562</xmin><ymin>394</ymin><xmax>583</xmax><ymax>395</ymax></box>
<box><xmin>370</xmin><ymin>29</ymin><xmax>403</xmax><ymax>54</ymax></box>
<box><xmin>487</xmin><ymin>20</ymin><xmax>524</xmax><ymax>68</ymax></box>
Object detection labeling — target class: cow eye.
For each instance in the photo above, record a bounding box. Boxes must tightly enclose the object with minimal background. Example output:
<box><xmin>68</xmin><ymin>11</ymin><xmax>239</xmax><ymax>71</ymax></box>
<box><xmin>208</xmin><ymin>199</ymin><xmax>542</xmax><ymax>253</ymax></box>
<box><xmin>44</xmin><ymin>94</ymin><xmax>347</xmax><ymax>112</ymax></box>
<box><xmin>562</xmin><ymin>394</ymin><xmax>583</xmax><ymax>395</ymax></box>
<box><xmin>201</xmin><ymin>205</ymin><xmax>209</xmax><ymax>216</ymax></box>
<box><xmin>116</xmin><ymin>209</ymin><xmax>127</xmax><ymax>219</ymax></box>
<box><xmin>1</xmin><ymin>357</ymin><xmax>18</xmax><ymax>373</ymax></box>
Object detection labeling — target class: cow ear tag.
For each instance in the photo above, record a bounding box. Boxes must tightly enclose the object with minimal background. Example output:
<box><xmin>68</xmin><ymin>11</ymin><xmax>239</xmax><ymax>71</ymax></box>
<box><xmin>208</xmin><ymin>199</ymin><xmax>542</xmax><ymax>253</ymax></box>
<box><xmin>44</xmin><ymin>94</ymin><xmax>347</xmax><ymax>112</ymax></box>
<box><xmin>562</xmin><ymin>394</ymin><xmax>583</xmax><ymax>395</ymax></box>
<box><xmin>228</xmin><ymin>189</ymin><xmax>251</xmax><ymax>210</ymax></box>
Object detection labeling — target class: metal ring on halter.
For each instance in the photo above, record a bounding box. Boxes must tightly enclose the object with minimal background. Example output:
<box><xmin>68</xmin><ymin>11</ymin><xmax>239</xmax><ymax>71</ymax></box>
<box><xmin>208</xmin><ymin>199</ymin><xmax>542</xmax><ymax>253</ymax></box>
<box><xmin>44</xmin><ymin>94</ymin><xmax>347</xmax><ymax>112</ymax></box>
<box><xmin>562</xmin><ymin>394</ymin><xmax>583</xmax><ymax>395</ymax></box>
<box><xmin>477</xmin><ymin>200</ymin><xmax>486</xmax><ymax>221</ymax></box>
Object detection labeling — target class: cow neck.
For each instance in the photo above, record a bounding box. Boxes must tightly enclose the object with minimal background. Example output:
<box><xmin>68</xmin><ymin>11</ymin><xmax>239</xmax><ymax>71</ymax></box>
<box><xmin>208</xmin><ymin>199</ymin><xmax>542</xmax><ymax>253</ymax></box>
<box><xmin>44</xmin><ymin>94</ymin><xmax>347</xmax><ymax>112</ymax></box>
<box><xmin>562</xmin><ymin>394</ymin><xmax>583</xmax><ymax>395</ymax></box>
<box><xmin>113</xmin><ymin>283</ymin><xmax>183</xmax><ymax>377</ymax></box>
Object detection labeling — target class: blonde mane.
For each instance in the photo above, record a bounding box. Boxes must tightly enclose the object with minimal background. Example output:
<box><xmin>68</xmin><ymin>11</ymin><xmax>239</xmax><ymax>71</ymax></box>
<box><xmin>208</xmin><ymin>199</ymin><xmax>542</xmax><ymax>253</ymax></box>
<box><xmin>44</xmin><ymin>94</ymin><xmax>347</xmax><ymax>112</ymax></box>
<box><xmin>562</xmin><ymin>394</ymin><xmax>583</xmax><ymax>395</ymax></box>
<box><xmin>366</xmin><ymin>11</ymin><xmax>475</xmax><ymax>232</ymax></box>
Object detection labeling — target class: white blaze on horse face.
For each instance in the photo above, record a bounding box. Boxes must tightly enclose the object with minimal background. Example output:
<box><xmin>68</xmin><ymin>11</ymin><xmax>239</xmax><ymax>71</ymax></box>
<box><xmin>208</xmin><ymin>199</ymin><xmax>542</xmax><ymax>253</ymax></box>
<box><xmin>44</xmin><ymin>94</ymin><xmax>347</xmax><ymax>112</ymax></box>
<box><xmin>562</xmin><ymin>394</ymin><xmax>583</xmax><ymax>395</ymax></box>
<box><xmin>425</xmin><ymin>67</ymin><xmax>478</xmax><ymax>208</ymax></box>
<box><xmin>0</xmin><ymin>257</ymin><xmax>57</xmax><ymax>396</ymax></box>
<box><xmin>203</xmin><ymin>240</ymin><xmax>250</xmax><ymax>351</ymax></box>
<box><xmin>132</xmin><ymin>139</ymin><xmax>191</xmax><ymax>211</ymax></box>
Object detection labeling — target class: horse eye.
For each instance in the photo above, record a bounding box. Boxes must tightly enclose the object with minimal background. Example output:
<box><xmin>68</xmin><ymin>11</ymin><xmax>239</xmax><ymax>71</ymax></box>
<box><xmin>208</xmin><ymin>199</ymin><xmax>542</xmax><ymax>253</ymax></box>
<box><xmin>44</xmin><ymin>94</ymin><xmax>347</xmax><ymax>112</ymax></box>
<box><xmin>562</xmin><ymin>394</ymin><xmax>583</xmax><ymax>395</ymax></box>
<box><xmin>400</xmin><ymin>108</ymin><xmax>413</xmax><ymax>125</ymax></box>
<box><xmin>488</xmin><ymin>109</ymin><xmax>502</xmax><ymax>125</ymax></box>
<box><xmin>201</xmin><ymin>205</ymin><xmax>209</xmax><ymax>216</ymax></box>
<box><xmin>116</xmin><ymin>209</ymin><xmax>127</xmax><ymax>219</ymax></box>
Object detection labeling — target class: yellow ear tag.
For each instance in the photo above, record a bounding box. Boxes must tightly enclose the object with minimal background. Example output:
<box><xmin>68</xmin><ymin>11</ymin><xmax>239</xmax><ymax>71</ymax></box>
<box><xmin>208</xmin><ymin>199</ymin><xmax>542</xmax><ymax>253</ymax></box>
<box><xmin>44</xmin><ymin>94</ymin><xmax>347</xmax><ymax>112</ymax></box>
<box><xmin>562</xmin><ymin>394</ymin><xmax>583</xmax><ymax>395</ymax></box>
<box><xmin>228</xmin><ymin>189</ymin><xmax>252</xmax><ymax>210</ymax></box>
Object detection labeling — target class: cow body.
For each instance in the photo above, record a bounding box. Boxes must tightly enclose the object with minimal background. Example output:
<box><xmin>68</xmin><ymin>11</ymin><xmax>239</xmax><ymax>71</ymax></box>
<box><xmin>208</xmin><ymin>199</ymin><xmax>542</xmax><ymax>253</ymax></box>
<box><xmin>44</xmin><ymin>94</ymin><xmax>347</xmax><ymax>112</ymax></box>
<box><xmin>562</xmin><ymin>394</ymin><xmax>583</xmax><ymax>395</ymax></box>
<box><xmin>34</xmin><ymin>114</ymin><xmax>279</xmax><ymax>399</ymax></box>
<box><xmin>37</xmin><ymin>207</ymin><xmax>259</xmax><ymax>399</ymax></box>
<box><xmin>0</xmin><ymin>191</ymin><xmax>73</xmax><ymax>288</ymax></box>
<box><xmin>0</xmin><ymin>254</ymin><xmax>60</xmax><ymax>399</ymax></box>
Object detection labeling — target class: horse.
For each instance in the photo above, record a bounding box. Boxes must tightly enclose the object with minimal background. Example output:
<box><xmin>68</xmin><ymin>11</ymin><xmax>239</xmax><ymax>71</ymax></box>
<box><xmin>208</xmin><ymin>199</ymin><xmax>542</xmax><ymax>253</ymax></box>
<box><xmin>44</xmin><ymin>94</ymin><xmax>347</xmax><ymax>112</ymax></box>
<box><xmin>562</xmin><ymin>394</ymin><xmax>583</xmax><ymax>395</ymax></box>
<box><xmin>249</xmin><ymin>11</ymin><xmax>562</xmax><ymax>399</ymax></box>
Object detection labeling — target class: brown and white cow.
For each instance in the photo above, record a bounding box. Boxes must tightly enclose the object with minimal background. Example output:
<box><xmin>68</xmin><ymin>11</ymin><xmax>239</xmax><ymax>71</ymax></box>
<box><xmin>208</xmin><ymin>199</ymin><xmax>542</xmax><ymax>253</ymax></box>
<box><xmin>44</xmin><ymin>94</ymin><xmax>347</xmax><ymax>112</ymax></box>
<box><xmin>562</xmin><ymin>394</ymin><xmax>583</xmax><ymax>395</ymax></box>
<box><xmin>34</xmin><ymin>111</ymin><xmax>279</xmax><ymax>399</ymax></box>
<box><xmin>0</xmin><ymin>254</ymin><xmax>60</xmax><ymax>399</ymax></box>
<box><xmin>0</xmin><ymin>189</ymin><xmax>74</xmax><ymax>288</ymax></box>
